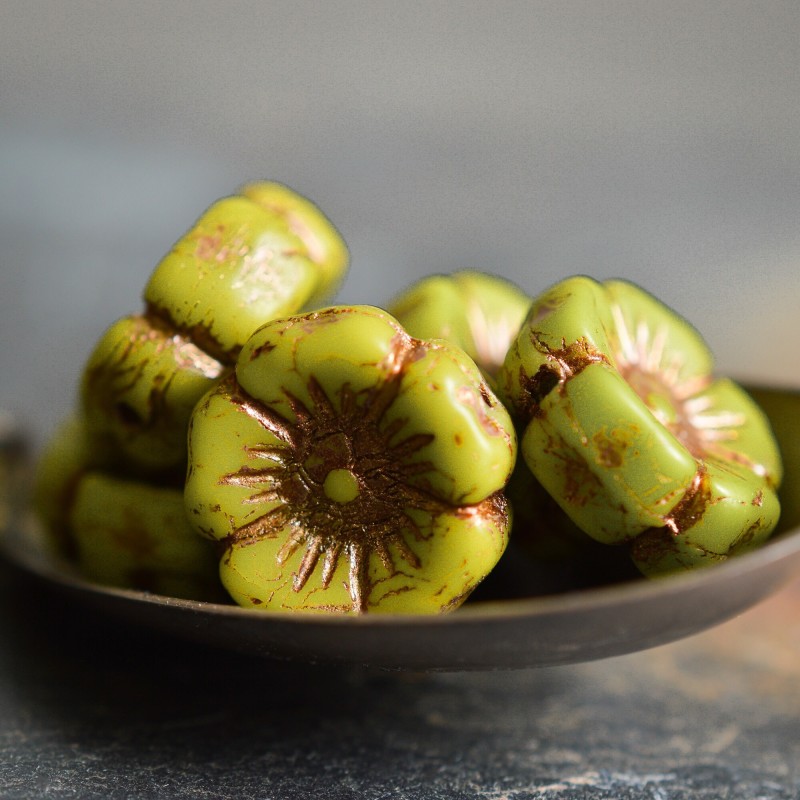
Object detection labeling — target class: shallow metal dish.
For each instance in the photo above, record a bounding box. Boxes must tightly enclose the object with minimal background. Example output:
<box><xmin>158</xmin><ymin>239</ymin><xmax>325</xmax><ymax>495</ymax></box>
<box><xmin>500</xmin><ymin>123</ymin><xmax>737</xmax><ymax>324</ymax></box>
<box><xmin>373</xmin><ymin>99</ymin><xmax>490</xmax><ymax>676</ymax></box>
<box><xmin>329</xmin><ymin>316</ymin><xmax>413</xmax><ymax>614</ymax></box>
<box><xmin>1</xmin><ymin>385</ymin><xmax>798</xmax><ymax>671</ymax></box>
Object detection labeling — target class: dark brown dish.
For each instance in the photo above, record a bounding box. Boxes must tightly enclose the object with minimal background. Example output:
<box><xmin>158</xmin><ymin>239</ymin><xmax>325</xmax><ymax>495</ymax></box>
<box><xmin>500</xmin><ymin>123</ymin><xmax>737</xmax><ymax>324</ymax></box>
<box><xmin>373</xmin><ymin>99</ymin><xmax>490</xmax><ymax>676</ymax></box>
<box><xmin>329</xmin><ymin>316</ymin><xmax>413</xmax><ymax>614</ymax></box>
<box><xmin>1</xmin><ymin>384</ymin><xmax>798</xmax><ymax>671</ymax></box>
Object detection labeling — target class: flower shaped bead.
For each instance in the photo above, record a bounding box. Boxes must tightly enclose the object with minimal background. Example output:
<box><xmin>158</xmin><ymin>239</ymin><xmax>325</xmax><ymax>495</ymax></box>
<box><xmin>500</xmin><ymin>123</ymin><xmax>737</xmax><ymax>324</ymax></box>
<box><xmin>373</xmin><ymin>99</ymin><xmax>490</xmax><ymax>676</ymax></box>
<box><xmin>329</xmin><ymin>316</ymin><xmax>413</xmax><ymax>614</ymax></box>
<box><xmin>498</xmin><ymin>276</ymin><xmax>782</xmax><ymax>576</ymax></box>
<box><xmin>33</xmin><ymin>416</ymin><xmax>104</xmax><ymax>558</ymax></box>
<box><xmin>185</xmin><ymin>305</ymin><xmax>517</xmax><ymax>614</ymax></box>
<box><xmin>144</xmin><ymin>181</ymin><xmax>349</xmax><ymax>363</ymax></box>
<box><xmin>33</xmin><ymin>417</ymin><xmax>221</xmax><ymax>600</ymax></box>
<box><xmin>388</xmin><ymin>270</ymin><xmax>531</xmax><ymax>381</ymax></box>
<box><xmin>81</xmin><ymin>315</ymin><xmax>226</xmax><ymax>475</ymax></box>
<box><xmin>77</xmin><ymin>183</ymin><xmax>347</xmax><ymax>477</ymax></box>
<box><xmin>70</xmin><ymin>471</ymin><xmax>222</xmax><ymax>601</ymax></box>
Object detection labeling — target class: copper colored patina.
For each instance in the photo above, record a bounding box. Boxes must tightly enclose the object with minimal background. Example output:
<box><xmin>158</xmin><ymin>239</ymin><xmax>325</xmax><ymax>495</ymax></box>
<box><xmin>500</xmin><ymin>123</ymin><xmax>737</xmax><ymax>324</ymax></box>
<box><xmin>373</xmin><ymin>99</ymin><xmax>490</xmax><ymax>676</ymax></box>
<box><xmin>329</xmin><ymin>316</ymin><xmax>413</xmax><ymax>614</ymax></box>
<box><xmin>218</xmin><ymin>353</ymin><xmax>507</xmax><ymax>611</ymax></box>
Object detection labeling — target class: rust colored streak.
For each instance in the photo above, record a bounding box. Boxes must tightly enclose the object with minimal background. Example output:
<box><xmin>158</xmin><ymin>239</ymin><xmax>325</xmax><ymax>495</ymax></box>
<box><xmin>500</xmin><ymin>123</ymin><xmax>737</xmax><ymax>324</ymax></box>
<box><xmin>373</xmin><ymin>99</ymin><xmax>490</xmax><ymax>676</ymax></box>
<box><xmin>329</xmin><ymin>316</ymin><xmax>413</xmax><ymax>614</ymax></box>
<box><xmin>379</xmin><ymin>331</ymin><xmax>428</xmax><ymax>377</ymax></box>
<box><xmin>456</xmin><ymin>385</ymin><xmax>508</xmax><ymax>438</ymax></box>
<box><xmin>453</xmin><ymin>491</ymin><xmax>509</xmax><ymax>527</ymax></box>
<box><xmin>516</xmin><ymin>336</ymin><xmax>609</xmax><ymax>424</ymax></box>
<box><xmin>561</xmin><ymin>453</ymin><xmax>603</xmax><ymax>508</ymax></box>
<box><xmin>629</xmin><ymin>525</ymin><xmax>676</xmax><ymax>568</ymax></box>
<box><xmin>517</xmin><ymin>364</ymin><xmax>560</xmax><ymax>422</ymax></box>
<box><xmin>225</xmin><ymin>375</ymin><xmax>299</xmax><ymax>447</ymax></box>
<box><xmin>224</xmin><ymin>506</ymin><xmax>290</xmax><ymax>546</ymax></box>
<box><xmin>664</xmin><ymin>467</ymin><xmax>711</xmax><ymax>535</ymax></box>
<box><xmin>193</xmin><ymin>233</ymin><xmax>222</xmax><ymax>261</ymax></box>
<box><xmin>592</xmin><ymin>430</ymin><xmax>627</xmax><ymax>468</ymax></box>
<box><xmin>145</xmin><ymin>302</ymin><xmax>239</xmax><ymax>365</ymax></box>
<box><xmin>535</xmin><ymin>335</ymin><xmax>609</xmax><ymax>382</ymax></box>
<box><xmin>247</xmin><ymin>340</ymin><xmax>277</xmax><ymax>361</ymax></box>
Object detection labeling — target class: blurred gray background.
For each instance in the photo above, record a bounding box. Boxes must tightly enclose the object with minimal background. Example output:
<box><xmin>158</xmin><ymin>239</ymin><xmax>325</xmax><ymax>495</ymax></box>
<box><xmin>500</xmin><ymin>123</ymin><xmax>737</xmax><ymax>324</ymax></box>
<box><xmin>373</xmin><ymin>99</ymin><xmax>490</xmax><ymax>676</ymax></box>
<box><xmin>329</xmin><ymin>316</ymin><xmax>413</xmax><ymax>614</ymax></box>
<box><xmin>2</xmin><ymin>1</ymin><xmax>799</xmax><ymax>448</ymax></box>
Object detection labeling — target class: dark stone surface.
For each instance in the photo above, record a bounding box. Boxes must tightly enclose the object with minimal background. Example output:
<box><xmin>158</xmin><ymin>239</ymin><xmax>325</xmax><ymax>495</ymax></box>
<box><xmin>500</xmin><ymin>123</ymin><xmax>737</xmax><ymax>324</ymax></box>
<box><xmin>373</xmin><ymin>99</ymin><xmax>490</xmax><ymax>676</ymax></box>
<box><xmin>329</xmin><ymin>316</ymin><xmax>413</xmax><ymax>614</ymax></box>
<box><xmin>1</xmin><ymin>559</ymin><xmax>799</xmax><ymax>799</ymax></box>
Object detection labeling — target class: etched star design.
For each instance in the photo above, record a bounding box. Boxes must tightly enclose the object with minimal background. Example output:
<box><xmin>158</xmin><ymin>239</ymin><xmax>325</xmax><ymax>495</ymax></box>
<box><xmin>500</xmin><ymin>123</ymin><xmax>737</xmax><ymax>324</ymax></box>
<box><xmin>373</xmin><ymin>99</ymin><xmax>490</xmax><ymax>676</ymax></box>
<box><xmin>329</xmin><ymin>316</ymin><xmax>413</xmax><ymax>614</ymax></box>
<box><xmin>218</xmin><ymin>369</ymin><xmax>452</xmax><ymax>612</ymax></box>
<box><xmin>609</xmin><ymin>303</ymin><xmax>751</xmax><ymax>468</ymax></box>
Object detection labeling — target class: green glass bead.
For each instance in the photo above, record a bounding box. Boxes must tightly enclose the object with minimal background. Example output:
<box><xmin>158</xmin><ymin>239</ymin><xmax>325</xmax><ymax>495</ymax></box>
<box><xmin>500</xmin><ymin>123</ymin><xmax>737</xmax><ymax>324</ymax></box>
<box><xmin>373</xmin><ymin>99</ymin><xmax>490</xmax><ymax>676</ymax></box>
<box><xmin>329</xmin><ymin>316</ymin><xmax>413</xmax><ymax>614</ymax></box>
<box><xmin>388</xmin><ymin>270</ymin><xmax>531</xmax><ymax>380</ymax></box>
<box><xmin>498</xmin><ymin>275</ymin><xmax>782</xmax><ymax>575</ymax></box>
<box><xmin>80</xmin><ymin>315</ymin><xmax>226</xmax><ymax>474</ymax></box>
<box><xmin>521</xmin><ymin>364</ymin><xmax>698</xmax><ymax>543</ymax></box>
<box><xmin>239</xmin><ymin>181</ymin><xmax>349</xmax><ymax>307</ymax></box>
<box><xmin>70</xmin><ymin>471</ymin><xmax>222</xmax><ymax>601</ymax></box>
<box><xmin>693</xmin><ymin>378</ymin><xmax>783</xmax><ymax>484</ymax></box>
<box><xmin>32</xmin><ymin>415</ymin><xmax>109</xmax><ymax>557</ymax></box>
<box><xmin>746</xmin><ymin>386</ymin><xmax>800</xmax><ymax>533</ymax></box>
<box><xmin>144</xmin><ymin>187</ymin><xmax>348</xmax><ymax>362</ymax></box>
<box><xmin>631</xmin><ymin>465</ymin><xmax>780</xmax><ymax>575</ymax></box>
<box><xmin>185</xmin><ymin>305</ymin><xmax>516</xmax><ymax>614</ymax></box>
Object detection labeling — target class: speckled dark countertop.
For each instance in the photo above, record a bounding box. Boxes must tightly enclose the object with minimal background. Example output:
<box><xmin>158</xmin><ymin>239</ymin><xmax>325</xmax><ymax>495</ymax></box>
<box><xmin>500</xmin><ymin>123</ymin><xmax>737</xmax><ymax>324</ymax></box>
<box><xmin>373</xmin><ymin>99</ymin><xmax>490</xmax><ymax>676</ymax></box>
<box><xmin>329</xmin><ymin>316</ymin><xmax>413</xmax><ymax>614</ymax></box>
<box><xmin>1</xmin><ymin>555</ymin><xmax>798</xmax><ymax>799</ymax></box>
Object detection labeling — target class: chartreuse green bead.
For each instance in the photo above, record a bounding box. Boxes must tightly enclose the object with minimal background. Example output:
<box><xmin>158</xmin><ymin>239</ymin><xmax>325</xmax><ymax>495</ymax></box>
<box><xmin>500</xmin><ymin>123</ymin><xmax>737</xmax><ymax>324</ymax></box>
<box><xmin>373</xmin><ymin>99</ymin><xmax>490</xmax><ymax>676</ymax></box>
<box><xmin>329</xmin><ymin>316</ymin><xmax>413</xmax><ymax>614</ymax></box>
<box><xmin>144</xmin><ymin>187</ymin><xmax>348</xmax><ymax>362</ymax></box>
<box><xmin>32</xmin><ymin>417</ymin><xmax>223</xmax><ymax>599</ymax></box>
<box><xmin>185</xmin><ymin>305</ymin><xmax>516</xmax><ymax>614</ymax></box>
<box><xmin>521</xmin><ymin>365</ymin><xmax>698</xmax><ymax>543</ymax></box>
<box><xmin>695</xmin><ymin>378</ymin><xmax>783</xmax><ymax>485</ymax></box>
<box><xmin>70</xmin><ymin>471</ymin><xmax>222</xmax><ymax>601</ymax></box>
<box><xmin>384</xmin><ymin>339</ymin><xmax>518</xmax><ymax>505</ymax></box>
<box><xmin>630</xmin><ymin>463</ymin><xmax>780</xmax><ymax>575</ymax></box>
<box><xmin>388</xmin><ymin>270</ymin><xmax>531</xmax><ymax>380</ymax></box>
<box><xmin>746</xmin><ymin>386</ymin><xmax>800</xmax><ymax>533</ymax></box>
<box><xmin>498</xmin><ymin>275</ymin><xmax>782</xmax><ymax>576</ymax></box>
<box><xmin>32</xmin><ymin>415</ymin><xmax>107</xmax><ymax>557</ymax></box>
<box><xmin>240</xmin><ymin>181</ymin><xmax>349</xmax><ymax>307</ymax></box>
<box><xmin>80</xmin><ymin>315</ymin><xmax>226</xmax><ymax>474</ymax></box>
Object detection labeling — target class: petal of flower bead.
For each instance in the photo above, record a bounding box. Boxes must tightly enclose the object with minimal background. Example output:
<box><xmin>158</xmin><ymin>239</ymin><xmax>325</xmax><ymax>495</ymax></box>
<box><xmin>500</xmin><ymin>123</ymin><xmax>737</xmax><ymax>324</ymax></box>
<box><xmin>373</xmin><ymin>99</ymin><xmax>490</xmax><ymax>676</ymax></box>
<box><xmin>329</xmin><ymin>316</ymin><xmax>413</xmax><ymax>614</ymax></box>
<box><xmin>521</xmin><ymin>363</ymin><xmax>697</xmax><ymax>543</ymax></box>
<box><xmin>631</xmin><ymin>466</ymin><xmax>781</xmax><ymax>576</ymax></box>
<box><xmin>687</xmin><ymin>378</ymin><xmax>783</xmax><ymax>487</ymax></box>
<box><xmin>69</xmin><ymin>471</ymin><xmax>222</xmax><ymax>601</ymax></box>
<box><xmin>239</xmin><ymin>181</ymin><xmax>349</xmax><ymax>307</ymax></box>
<box><xmin>80</xmin><ymin>315</ymin><xmax>225</xmax><ymax>474</ymax></box>
<box><xmin>144</xmin><ymin>195</ymin><xmax>323</xmax><ymax>361</ymax></box>
<box><xmin>235</xmin><ymin>306</ymin><xmax>407</xmax><ymax>426</ymax></box>
<box><xmin>498</xmin><ymin>275</ymin><xmax>615</xmax><ymax>416</ymax></box>
<box><xmin>388</xmin><ymin>270</ymin><xmax>530</xmax><ymax>380</ymax></box>
<box><xmin>185</xmin><ymin>381</ymin><xmax>287</xmax><ymax>542</ymax></box>
<box><xmin>604</xmin><ymin>279</ymin><xmax>714</xmax><ymax>387</ymax></box>
<box><xmin>384</xmin><ymin>340</ymin><xmax>517</xmax><ymax>506</ymax></box>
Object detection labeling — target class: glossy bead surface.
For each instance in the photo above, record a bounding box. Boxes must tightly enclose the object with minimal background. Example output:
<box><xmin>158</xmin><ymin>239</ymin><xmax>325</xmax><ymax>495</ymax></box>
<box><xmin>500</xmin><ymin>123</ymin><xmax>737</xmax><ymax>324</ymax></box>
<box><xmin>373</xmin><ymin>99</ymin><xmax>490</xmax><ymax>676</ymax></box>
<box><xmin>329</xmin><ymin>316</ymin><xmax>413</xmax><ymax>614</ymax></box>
<box><xmin>388</xmin><ymin>270</ymin><xmax>530</xmax><ymax>380</ymax></box>
<box><xmin>240</xmin><ymin>181</ymin><xmax>349</xmax><ymax>307</ymax></box>
<box><xmin>186</xmin><ymin>305</ymin><xmax>516</xmax><ymax>613</ymax></box>
<box><xmin>145</xmin><ymin>186</ymin><xmax>348</xmax><ymax>362</ymax></box>
<box><xmin>70</xmin><ymin>471</ymin><xmax>222</xmax><ymax>601</ymax></box>
<box><xmin>32</xmin><ymin>415</ymin><xmax>103</xmax><ymax>557</ymax></box>
<box><xmin>498</xmin><ymin>275</ymin><xmax>782</xmax><ymax>575</ymax></box>
<box><xmin>81</xmin><ymin>315</ymin><xmax>225</xmax><ymax>474</ymax></box>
